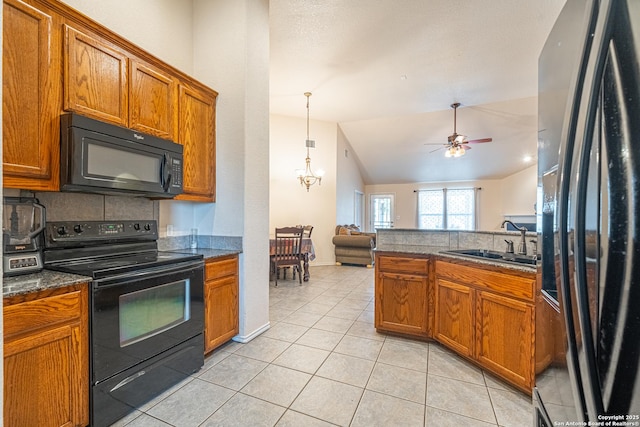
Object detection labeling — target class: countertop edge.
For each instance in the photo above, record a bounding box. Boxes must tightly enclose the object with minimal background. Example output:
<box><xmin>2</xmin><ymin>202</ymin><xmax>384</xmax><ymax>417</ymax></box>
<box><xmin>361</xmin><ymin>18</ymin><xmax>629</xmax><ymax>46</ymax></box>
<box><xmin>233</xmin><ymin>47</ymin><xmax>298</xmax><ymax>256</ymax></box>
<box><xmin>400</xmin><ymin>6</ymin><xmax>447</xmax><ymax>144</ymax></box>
<box><xmin>375</xmin><ymin>245</ymin><xmax>536</xmax><ymax>273</ymax></box>
<box><xmin>3</xmin><ymin>248</ymin><xmax>242</xmax><ymax>298</ymax></box>
<box><xmin>3</xmin><ymin>270</ymin><xmax>92</xmax><ymax>298</ymax></box>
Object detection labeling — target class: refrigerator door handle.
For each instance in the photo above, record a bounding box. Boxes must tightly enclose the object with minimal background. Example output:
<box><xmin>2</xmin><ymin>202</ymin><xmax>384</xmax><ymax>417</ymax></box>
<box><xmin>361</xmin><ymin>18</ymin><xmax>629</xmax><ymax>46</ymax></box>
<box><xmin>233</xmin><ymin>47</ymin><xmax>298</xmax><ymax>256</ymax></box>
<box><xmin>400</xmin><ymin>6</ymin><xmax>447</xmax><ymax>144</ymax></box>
<box><xmin>597</xmin><ymin>0</ymin><xmax>640</xmax><ymax>414</ymax></box>
<box><xmin>563</xmin><ymin>0</ymin><xmax>617</xmax><ymax>419</ymax></box>
<box><xmin>556</xmin><ymin>0</ymin><xmax>602</xmax><ymax>420</ymax></box>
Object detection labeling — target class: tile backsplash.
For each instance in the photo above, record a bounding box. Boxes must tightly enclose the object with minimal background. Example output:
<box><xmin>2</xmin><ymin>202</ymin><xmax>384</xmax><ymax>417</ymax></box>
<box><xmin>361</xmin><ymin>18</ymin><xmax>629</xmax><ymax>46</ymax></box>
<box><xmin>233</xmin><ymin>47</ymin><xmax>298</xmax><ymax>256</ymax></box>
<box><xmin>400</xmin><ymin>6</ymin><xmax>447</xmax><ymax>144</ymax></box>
<box><xmin>20</xmin><ymin>190</ymin><xmax>241</xmax><ymax>251</ymax></box>
<box><xmin>30</xmin><ymin>191</ymin><xmax>159</xmax><ymax>222</ymax></box>
<box><xmin>377</xmin><ymin>228</ymin><xmax>537</xmax><ymax>252</ymax></box>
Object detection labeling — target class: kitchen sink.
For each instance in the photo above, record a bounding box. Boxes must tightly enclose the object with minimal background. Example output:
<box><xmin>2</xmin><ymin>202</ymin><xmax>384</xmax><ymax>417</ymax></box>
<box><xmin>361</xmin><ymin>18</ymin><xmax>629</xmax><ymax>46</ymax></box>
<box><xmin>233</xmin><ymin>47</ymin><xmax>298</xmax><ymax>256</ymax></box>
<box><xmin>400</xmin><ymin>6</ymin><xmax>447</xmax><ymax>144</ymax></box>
<box><xmin>441</xmin><ymin>249</ymin><xmax>538</xmax><ymax>266</ymax></box>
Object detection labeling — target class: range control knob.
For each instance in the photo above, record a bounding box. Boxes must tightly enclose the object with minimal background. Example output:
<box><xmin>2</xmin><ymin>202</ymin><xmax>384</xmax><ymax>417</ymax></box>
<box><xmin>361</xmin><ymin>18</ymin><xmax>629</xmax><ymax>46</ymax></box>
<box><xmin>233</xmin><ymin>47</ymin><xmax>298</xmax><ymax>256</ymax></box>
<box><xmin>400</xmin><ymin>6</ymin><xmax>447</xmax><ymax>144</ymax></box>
<box><xmin>144</xmin><ymin>223</ymin><xmax>151</xmax><ymax>231</ymax></box>
<box><xmin>73</xmin><ymin>224</ymin><xmax>84</xmax><ymax>233</ymax></box>
<box><xmin>133</xmin><ymin>223</ymin><xmax>141</xmax><ymax>231</ymax></box>
<box><xmin>56</xmin><ymin>226</ymin><xmax>68</xmax><ymax>235</ymax></box>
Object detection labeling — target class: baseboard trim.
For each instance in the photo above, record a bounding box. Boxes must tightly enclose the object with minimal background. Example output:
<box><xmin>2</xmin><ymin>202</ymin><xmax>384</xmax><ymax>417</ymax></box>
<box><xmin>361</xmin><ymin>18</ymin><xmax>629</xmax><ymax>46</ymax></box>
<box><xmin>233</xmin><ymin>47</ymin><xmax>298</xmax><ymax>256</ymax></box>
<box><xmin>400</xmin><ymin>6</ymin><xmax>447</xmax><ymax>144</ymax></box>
<box><xmin>232</xmin><ymin>322</ymin><xmax>271</xmax><ymax>344</ymax></box>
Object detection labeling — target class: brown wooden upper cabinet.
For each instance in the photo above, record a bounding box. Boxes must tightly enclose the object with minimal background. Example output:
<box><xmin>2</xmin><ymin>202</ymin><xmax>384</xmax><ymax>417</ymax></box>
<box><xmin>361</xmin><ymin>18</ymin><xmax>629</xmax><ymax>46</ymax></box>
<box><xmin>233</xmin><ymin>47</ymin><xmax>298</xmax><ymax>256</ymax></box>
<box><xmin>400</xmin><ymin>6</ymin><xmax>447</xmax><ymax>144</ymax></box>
<box><xmin>63</xmin><ymin>26</ymin><xmax>178</xmax><ymax>141</ymax></box>
<box><xmin>64</xmin><ymin>24</ymin><xmax>129</xmax><ymax>127</ymax></box>
<box><xmin>2</xmin><ymin>0</ymin><xmax>62</xmax><ymax>191</ymax></box>
<box><xmin>130</xmin><ymin>59</ymin><xmax>177</xmax><ymax>140</ymax></box>
<box><xmin>176</xmin><ymin>84</ymin><xmax>216</xmax><ymax>201</ymax></box>
<box><xmin>4</xmin><ymin>0</ymin><xmax>217</xmax><ymax>200</ymax></box>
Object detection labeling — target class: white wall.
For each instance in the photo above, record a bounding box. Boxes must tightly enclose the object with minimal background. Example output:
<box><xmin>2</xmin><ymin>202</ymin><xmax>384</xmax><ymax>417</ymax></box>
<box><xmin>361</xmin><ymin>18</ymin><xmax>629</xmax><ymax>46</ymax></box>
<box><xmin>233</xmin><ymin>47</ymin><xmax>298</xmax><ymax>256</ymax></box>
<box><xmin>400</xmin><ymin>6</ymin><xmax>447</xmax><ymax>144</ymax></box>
<box><xmin>336</xmin><ymin>126</ymin><xmax>366</xmax><ymax>226</ymax></box>
<box><xmin>365</xmin><ymin>179</ymin><xmax>504</xmax><ymax>231</ymax></box>
<box><xmin>364</xmin><ymin>166</ymin><xmax>538</xmax><ymax>231</ymax></box>
<box><xmin>60</xmin><ymin>0</ymin><xmax>194</xmax><ymax>74</ymax></box>
<box><xmin>501</xmin><ymin>164</ymin><xmax>537</xmax><ymax>216</ymax></box>
<box><xmin>193</xmin><ymin>0</ymin><xmax>270</xmax><ymax>341</ymax></box>
<box><xmin>270</xmin><ymin>114</ymin><xmax>337</xmax><ymax>265</ymax></box>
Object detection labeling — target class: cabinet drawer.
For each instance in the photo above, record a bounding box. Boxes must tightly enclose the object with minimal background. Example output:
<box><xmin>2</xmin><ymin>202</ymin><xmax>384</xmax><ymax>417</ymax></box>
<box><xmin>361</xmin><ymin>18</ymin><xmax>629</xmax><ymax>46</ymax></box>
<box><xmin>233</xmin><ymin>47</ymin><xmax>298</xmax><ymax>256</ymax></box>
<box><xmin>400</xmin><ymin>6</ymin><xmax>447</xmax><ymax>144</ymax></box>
<box><xmin>4</xmin><ymin>290</ymin><xmax>82</xmax><ymax>339</ymax></box>
<box><xmin>378</xmin><ymin>255</ymin><xmax>429</xmax><ymax>275</ymax></box>
<box><xmin>435</xmin><ymin>260</ymin><xmax>534</xmax><ymax>301</ymax></box>
<box><xmin>205</xmin><ymin>256</ymin><xmax>238</xmax><ymax>281</ymax></box>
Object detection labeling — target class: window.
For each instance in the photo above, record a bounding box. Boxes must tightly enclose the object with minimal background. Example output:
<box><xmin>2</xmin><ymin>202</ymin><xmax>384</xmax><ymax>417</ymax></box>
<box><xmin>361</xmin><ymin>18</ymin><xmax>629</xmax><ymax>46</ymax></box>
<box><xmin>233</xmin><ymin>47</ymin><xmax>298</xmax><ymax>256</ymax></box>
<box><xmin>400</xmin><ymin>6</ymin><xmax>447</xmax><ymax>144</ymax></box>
<box><xmin>417</xmin><ymin>188</ymin><xmax>477</xmax><ymax>230</ymax></box>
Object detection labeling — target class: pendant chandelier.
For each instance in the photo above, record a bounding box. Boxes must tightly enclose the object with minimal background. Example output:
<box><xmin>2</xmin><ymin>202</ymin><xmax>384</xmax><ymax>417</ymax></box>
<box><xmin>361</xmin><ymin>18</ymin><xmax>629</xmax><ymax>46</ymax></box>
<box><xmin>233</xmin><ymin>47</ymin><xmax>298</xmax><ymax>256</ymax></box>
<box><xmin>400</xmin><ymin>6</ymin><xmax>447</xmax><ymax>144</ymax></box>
<box><xmin>296</xmin><ymin>92</ymin><xmax>324</xmax><ymax>191</ymax></box>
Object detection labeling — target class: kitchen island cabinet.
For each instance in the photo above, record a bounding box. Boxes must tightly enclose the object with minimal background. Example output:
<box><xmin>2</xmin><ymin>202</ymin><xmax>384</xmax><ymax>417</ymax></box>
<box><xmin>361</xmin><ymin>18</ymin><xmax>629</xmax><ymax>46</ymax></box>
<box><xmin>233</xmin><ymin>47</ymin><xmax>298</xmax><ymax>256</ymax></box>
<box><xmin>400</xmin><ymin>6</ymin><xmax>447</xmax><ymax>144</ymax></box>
<box><xmin>374</xmin><ymin>249</ymin><xmax>536</xmax><ymax>393</ymax></box>
<box><xmin>204</xmin><ymin>254</ymin><xmax>239</xmax><ymax>353</ymax></box>
<box><xmin>3</xmin><ymin>283</ymin><xmax>89</xmax><ymax>427</ymax></box>
<box><xmin>435</xmin><ymin>258</ymin><xmax>535</xmax><ymax>393</ymax></box>
<box><xmin>374</xmin><ymin>253</ymin><xmax>432</xmax><ymax>338</ymax></box>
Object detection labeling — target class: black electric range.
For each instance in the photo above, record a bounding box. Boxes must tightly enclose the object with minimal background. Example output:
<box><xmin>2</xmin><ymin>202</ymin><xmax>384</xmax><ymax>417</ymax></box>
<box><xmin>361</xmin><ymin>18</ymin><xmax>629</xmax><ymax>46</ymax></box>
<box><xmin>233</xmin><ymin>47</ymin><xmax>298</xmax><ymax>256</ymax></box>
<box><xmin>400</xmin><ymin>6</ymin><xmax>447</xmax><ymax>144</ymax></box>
<box><xmin>43</xmin><ymin>220</ymin><xmax>205</xmax><ymax>427</ymax></box>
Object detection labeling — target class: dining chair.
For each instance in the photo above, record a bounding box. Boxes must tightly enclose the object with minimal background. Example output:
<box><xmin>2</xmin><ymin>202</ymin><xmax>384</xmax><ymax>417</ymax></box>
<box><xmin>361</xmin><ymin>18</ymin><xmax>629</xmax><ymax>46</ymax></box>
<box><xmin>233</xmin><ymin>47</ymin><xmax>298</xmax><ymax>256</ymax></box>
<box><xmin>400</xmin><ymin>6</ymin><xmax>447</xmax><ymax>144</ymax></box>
<box><xmin>302</xmin><ymin>225</ymin><xmax>313</xmax><ymax>238</ymax></box>
<box><xmin>271</xmin><ymin>226</ymin><xmax>304</xmax><ymax>286</ymax></box>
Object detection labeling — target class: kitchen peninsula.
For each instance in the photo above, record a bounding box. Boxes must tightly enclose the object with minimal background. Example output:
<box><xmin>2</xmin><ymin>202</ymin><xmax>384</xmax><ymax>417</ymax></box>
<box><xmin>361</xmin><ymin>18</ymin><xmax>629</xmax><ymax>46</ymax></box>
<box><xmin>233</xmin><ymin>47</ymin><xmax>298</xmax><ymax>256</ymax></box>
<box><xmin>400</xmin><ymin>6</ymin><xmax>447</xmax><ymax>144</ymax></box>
<box><xmin>374</xmin><ymin>228</ymin><xmax>537</xmax><ymax>393</ymax></box>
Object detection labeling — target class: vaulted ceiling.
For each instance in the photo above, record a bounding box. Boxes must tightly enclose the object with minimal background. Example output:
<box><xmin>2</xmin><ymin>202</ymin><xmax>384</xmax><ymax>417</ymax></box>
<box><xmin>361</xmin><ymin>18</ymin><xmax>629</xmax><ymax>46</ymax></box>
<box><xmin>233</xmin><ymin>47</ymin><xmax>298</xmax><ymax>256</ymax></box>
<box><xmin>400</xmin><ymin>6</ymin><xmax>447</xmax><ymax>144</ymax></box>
<box><xmin>269</xmin><ymin>0</ymin><xmax>567</xmax><ymax>184</ymax></box>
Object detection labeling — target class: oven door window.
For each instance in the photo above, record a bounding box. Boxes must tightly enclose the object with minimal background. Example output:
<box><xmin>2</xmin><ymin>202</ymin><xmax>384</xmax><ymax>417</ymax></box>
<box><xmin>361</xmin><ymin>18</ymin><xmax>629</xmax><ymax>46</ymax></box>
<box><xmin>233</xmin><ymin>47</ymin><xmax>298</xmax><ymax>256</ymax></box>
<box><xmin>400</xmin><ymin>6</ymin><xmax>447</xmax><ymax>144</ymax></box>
<box><xmin>119</xmin><ymin>279</ymin><xmax>190</xmax><ymax>347</ymax></box>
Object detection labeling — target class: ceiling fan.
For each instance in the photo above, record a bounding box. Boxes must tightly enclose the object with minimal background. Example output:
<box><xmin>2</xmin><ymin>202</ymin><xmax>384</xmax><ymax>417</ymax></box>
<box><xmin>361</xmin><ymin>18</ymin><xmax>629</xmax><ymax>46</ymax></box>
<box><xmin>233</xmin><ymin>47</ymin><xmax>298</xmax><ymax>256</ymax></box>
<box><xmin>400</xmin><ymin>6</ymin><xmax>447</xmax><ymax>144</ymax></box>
<box><xmin>427</xmin><ymin>103</ymin><xmax>493</xmax><ymax>157</ymax></box>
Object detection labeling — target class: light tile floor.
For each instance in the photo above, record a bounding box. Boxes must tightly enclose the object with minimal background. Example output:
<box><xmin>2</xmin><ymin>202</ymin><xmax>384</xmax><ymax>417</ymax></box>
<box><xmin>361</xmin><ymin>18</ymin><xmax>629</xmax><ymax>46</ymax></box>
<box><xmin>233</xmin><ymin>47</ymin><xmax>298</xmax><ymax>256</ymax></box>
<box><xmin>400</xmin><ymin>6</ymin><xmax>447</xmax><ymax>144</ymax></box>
<box><xmin>113</xmin><ymin>265</ymin><xmax>533</xmax><ymax>427</ymax></box>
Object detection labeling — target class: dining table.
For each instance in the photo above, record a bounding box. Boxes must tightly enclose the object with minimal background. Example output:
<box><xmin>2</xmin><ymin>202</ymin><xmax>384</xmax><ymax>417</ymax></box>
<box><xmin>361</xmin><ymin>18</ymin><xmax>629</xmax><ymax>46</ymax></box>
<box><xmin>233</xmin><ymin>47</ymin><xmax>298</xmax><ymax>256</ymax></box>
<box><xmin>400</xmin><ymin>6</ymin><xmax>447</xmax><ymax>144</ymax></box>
<box><xmin>269</xmin><ymin>237</ymin><xmax>316</xmax><ymax>281</ymax></box>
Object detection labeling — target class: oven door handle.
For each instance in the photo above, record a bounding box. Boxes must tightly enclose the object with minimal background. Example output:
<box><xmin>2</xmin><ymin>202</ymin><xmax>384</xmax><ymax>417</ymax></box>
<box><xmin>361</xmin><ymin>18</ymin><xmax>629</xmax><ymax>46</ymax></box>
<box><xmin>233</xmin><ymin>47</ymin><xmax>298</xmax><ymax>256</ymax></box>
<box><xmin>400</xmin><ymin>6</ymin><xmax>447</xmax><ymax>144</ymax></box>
<box><xmin>109</xmin><ymin>370</ymin><xmax>146</xmax><ymax>392</ymax></box>
<box><xmin>93</xmin><ymin>259</ymin><xmax>203</xmax><ymax>288</ymax></box>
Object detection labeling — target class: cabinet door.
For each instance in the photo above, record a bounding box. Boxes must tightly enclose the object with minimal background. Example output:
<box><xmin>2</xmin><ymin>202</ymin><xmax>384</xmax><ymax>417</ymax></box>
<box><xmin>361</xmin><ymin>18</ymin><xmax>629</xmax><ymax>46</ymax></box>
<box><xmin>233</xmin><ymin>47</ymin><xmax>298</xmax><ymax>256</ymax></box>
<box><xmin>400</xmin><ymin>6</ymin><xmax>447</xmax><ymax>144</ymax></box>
<box><xmin>434</xmin><ymin>278</ymin><xmax>474</xmax><ymax>357</ymax></box>
<box><xmin>204</xmin><ymin>275</ymin><xmax>239</xmax><ymax>353</ymax></box>
<box><xmin>4</xmin><ymin>286</ymin><xmax>89</xmax><ymax>426</ymax></box>
<box><xmin>375</xmin><ymin>272</ymin><xmax>428</xmax><ymax>337</ymax></box>
<box><xmin>4</xmin><ymin>324</ymin><xmax>83</xmax><ymax>426</ymax></box>
<box><xmin>64</xmin><ymin>24</ymin><xmax>128</xmax><ymax>126</ymax></box>
<box><xmin>3</xmin><ymin>0</ymin><xmax>61</xmax><ymax>190</ymax></box>
<box><xmin>177</xmin><ymin>84</ymin><xmax>216</xmax><ymax>201</ymax></box>
<box><xmin>476</xmin><ymin>290</ymin><xmax>533</xmax><ymax>390</ymax></box>
<box><xmin>130</xmin><ymin>58</ymin><xmax>176</xmax><ymax>139</ymax></box>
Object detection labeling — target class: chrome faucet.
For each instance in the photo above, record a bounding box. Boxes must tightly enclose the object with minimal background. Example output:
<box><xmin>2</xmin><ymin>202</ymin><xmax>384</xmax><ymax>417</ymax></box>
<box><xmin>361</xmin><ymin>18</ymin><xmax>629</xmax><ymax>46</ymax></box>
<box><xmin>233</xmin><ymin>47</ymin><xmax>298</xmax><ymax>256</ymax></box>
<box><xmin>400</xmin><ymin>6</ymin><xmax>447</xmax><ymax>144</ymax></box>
<box><xmin>501</xmin><ymin>220</ymin><xmax>528</xmax><ymax>255</ymax></box>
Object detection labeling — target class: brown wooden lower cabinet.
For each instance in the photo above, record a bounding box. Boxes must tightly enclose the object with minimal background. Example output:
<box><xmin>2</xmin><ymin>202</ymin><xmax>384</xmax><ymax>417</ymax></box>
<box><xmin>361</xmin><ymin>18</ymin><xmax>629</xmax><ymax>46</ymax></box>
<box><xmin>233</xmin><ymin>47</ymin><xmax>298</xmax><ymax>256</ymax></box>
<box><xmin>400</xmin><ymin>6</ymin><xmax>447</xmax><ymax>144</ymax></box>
<box><xmin>435</xmin><ymin>258</ymin><xmax>535</xmax><ymax>393</ymax></box>
<box><xmin>375</xmin><ymin>252</ymin><xmax>536</xmax><ymax>393</ymax></box>
<box><xmin>374</xmin><ymin>253</ymin><xmax>431</xmax><ymax>338</ymax></box>
<box><xmin>476</xmin><ymin>290</ymin><xmax>533</xmax><ymax>389</ymax></box>
<box><xmin>3</xmin><ymin>283</ymin><xmax>89</xmax><ymax>427</ymax></box>
<box><xmin>434</xmin><ymin>278</ymin><xmax>474</xmax><ymax>357</ymax></box>
<box><xmin>204</xmin><ymin>255</ymin><xmax>239</xmax><ymax>353</ymax></box>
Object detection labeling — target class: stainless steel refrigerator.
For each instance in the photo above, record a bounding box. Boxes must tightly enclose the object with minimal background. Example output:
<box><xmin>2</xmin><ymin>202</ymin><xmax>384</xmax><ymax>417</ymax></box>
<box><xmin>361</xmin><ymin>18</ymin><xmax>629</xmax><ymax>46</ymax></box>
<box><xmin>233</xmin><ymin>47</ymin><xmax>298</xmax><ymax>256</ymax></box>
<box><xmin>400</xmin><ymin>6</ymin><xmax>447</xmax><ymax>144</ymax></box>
<box><xmin>535</xmin><ymin>0</ymin><xmax>640</xmax><ymax>424</ymax></box>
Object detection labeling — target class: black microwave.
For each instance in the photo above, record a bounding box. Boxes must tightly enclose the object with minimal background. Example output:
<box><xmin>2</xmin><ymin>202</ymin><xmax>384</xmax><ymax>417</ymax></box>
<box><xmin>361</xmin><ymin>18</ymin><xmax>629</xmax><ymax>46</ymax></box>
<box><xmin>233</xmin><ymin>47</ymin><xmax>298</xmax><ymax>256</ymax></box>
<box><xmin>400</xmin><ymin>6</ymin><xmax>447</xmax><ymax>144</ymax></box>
<box><xmin>60</xmin><ymin>113</ymin><xmax>183</xmax><ymax>198</ymax></box>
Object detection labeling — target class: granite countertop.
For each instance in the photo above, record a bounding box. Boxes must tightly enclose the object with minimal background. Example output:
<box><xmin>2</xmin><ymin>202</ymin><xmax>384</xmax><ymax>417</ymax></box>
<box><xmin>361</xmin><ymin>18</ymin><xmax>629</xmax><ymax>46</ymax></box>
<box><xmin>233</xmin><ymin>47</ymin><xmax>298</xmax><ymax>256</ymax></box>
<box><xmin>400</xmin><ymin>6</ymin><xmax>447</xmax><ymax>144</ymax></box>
<box><xmin>167</xmin><ymin>248</ymin><xmax>242</xmax><ymax>259</ymax></box>
<box><xmin>375</xmin><ymin>244</ymin><xmax>444</xmax><ymax>255</ymax></box>
<box><xmin>375</xmin><ymin>244</ymin><xmax>536</xmax><ymax>273</ymax></box>
<box><xmin>3</xmin><ymin>270</ymin><xmax>92</xmax><ymax>298</ymax></box>
<box><xmin>3</xmin><ymin>248</ymin><xmax>242</xmax><ymax>298</ymax></box>
<box><xmin>434</xmin><ymin>251</ymin><xmax>536</xmax><ymax>273</ymax></box>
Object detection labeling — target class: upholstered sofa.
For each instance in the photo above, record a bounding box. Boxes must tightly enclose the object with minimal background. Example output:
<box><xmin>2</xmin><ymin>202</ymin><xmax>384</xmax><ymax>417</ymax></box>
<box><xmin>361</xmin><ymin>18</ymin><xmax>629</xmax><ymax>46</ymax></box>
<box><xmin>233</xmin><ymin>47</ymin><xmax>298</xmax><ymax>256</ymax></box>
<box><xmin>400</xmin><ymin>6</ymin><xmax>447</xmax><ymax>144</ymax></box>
<box><xmin>332</xmin><ymin>225</ymin><xmax>376</xmax><ymax>267</ymax></box>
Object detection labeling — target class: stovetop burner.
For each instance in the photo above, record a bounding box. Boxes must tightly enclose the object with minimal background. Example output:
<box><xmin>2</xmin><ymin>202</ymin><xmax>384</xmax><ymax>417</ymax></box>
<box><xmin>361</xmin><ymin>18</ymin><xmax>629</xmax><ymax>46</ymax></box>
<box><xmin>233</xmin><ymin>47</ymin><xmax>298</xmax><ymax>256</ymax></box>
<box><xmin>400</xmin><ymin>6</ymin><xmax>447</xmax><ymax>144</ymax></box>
<box><xmin>47</xmin><ymin>251</ymin><xmax>202</xmax><ymax>279</ymax></box>
<box><xmin>43</xmin><ymin>220</ymin><xmax>202</xmax><ymax>279</ymax></box>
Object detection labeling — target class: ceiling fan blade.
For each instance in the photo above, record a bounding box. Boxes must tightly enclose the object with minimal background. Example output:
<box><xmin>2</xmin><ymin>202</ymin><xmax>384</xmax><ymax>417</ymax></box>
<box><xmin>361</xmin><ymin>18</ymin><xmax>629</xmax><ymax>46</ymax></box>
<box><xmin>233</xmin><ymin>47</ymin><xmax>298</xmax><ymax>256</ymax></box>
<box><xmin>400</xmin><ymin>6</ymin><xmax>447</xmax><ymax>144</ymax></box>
<box><xmin>454</xmin><ymin>134</ymin><xmax>467</xmax><ymax>144</ymax></box>
<box><xmin>428</xmin><ymin>146</ymin><xmax>444</xmax><ymax>154</ymax></box>
<box><xmin>461</xmin><ymin>145</ymin><xmax>472</xmax><ymax>150</ymax></box>
<box><xmin>467</xmin><ymin>137</ymin><xmax>492</xmax><ymax>144</ymax></box>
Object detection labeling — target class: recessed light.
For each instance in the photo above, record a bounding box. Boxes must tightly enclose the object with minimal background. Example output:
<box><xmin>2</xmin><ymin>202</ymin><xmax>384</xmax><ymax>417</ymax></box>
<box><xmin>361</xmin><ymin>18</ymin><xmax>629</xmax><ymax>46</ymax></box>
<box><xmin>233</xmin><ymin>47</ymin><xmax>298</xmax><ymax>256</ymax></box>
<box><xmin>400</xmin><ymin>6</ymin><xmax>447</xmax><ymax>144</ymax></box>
<box><xmin>400</xmin><ymin>75</ymin><xmax>407</xmax><ymax>80</ymax></box>
<box><xmin>523</xmin><ymin>155</ymin><xmax>533</xmax><ymax>163</ymax></box>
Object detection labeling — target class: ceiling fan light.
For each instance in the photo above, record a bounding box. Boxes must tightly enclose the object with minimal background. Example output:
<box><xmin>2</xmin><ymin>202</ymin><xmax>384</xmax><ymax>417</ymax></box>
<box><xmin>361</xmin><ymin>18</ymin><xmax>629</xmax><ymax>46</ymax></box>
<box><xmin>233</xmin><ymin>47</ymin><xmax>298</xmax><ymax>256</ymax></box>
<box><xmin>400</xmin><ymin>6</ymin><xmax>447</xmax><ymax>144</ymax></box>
<box><xmin>444</xmin><ymin>148</ymin><xmax>453</xmax><ymax>158</ymax></box>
